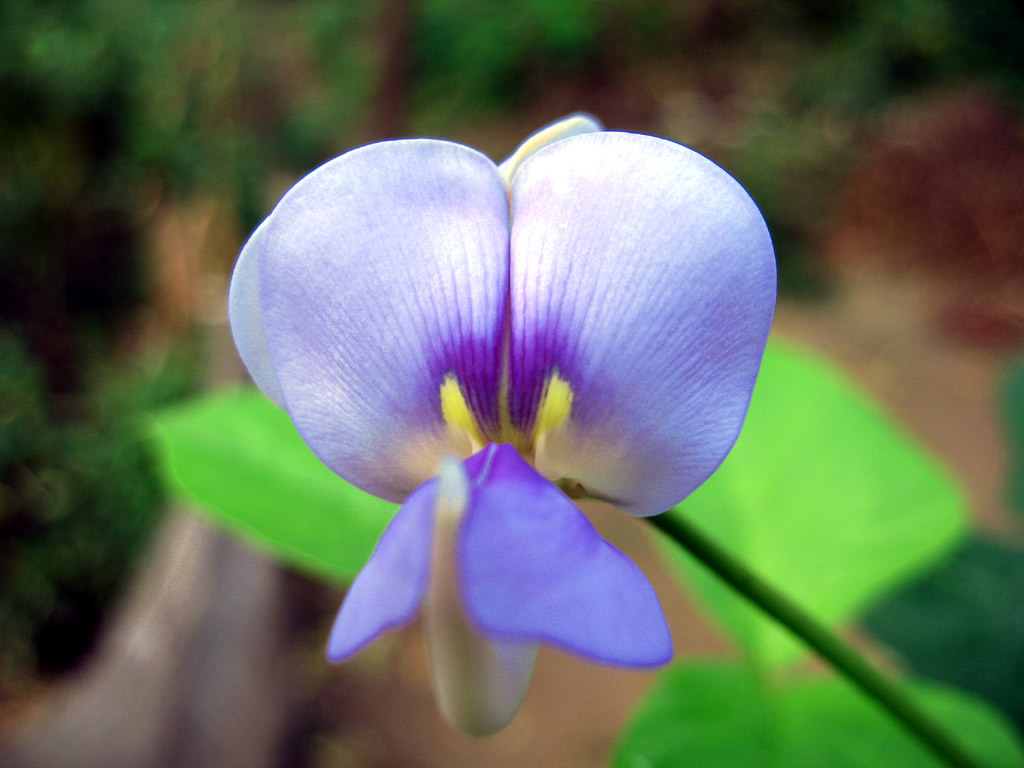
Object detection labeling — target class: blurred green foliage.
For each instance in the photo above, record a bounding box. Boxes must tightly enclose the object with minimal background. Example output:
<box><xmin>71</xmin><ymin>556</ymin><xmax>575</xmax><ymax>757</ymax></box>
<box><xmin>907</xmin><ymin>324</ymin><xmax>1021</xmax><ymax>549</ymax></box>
<box><xmin>411</xmin><ymin>0</ymin><xmax>652</xmax><ymax>116</ymax></box>
<box><xmin>0</xmin><ymin>0</ymin><xmax>227</xmax><ymax>687</ymax></box>
<box><xmin>864</xmin><ymin>537</ymin><xmax>1024</xmax><ymax>736</ymax></box>
<box><xmin>152</xmin><ymin>388</ymin><xmax>395</xmax><ymax>583</ymax></box>
<box><xmin>665</xmin><ymin>340</ymin><xmax>965</xmax><ymax>669</ymax></box>
<box><xmin>1003</xmin><ymin>361</ymin><xmax>1024</xmax><ymax>518</ymax></box>
<box><xmin>854</xmin><ymin>363</ymin><xmax>1024</xmax><ymax>736</ymax></box>
<box><xmin>2</xmin><ymin>0</ymin><xmax>1022</xmax><ymax>728</ymax></box>
<box><xmin>0</xmin><ymin>332</ymin><xmax>164</xmax><ymax>688</ymax></box>
<box><xmin>615</xmin><ymin>662</ymin><xmax>1024</xmax><ymax>767</ymax></box>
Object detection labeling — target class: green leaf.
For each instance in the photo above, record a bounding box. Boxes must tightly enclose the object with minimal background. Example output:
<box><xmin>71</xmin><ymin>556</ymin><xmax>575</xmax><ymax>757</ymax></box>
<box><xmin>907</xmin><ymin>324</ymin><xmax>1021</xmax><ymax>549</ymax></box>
<box><xmin>1001</xmin><ymin>361</ymin><xmax>1024</xmax><ymax>518</ymax></box>
<box><xmin>663</xmin><ymin>339</ymin><xmax>966</xmax><ymax>667</ymax></box>
<box><xmin>614</xmin><ymin>662</ymin><xmax>1024</xmax><ymax>768</ymax></box>
<box><xmin>864</xmin><ymin>536</ymin><xmax>1024</xmax><ymax>733</ymax></box>
<box><xmin>150</xmin><ymin>388</ymin><xmax>395</xmax><ymax>583</ymax></box>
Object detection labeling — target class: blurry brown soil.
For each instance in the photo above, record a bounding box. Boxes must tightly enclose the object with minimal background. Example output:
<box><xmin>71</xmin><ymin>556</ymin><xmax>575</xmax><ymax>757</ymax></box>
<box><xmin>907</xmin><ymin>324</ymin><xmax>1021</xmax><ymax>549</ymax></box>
<box><xmin>830</xmin><ymin>90</ymin><xmax>1024</xmax><ymax>289</ymax></box>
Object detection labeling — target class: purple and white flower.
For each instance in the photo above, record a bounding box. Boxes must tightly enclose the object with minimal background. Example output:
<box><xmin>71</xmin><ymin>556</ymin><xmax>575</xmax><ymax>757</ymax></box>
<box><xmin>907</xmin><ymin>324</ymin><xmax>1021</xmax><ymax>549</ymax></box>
<box><xmin>228</xmin><ymin>115</ymin><xmax>776</xmax><ymax>734</ymax></box>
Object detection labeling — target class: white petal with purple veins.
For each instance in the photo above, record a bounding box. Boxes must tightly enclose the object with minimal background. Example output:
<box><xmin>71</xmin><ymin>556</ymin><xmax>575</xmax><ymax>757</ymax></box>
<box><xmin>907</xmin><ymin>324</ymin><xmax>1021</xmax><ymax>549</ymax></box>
<box><xmin>257</xmin><ymin>140</ymin><xmax>511</xmax><ymax>501</ymax></box>
<box><xmin>509</xmin><ymin>132</ymin><xmax>776</xmax><ymax>515</ymax></box>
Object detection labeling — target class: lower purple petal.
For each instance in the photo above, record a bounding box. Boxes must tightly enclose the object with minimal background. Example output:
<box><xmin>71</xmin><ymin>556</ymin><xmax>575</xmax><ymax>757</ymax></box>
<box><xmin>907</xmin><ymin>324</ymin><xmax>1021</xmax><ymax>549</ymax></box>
<box><xmin>327</xmin><ymin>479</ymin><xmax>437</xmax><ymax>661</ymax></box>
<box><xmin>459</xmin><ymin>444</ymin><xmax>672</xmax><ymax>667</ymax></box>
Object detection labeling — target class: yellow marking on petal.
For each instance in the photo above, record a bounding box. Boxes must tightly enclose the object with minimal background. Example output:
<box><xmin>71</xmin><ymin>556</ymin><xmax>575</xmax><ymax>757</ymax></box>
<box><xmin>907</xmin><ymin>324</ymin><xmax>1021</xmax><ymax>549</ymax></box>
<box><xmin>440</xmin><ymin>375</ymin><xmax>484</xmax><ymax>451</ymax></box>
<box><xmin>440</xmin><ymin>370</ymin><xmax>572</xmax><ymax>459</ymax></box>
<box><xmin>499</xmin><ymin>114</ymin><xmax>603</xmax><ymax>184</ymax></box>
<box><xmin>532</xmin><ymin>372</ymin><xmax>574</xmax><ymax>442</ymax></box>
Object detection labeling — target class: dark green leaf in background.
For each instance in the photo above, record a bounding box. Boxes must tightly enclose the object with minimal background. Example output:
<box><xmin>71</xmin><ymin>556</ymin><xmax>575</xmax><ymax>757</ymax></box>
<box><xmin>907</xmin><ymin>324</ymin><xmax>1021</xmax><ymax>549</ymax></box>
<box><xmin>151</xmin><ymin>388</ymin><xmax>395</xmax><ymax>584</ymax></box>
<box><xmin>1001</xmin><ymin>361</ymin><xmax>1024</xmax><ymax>518</ymax></box>
<box><xmin>863</xmin><ymin>536</ymin><xmax>1024</xmax><ymax>736</ymax></box>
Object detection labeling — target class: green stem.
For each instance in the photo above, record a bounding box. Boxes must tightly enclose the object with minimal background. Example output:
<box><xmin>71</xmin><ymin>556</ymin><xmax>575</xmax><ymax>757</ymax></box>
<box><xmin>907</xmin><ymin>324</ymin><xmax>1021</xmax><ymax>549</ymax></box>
<box><xmin>647</xmin><ymin>512</ymin><xmax>981</xmax><ymax>768</ymax></box>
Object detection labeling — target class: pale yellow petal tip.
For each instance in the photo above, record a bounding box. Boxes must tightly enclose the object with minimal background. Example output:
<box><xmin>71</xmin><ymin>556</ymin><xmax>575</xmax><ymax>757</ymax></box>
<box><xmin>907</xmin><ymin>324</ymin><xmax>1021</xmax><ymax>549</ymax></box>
<box><xmin>436</xmin><ymin>639</ymin><xmax>538</xmax><ymax>737</ymax></box>
<box><xmin>435</xmin><ymin>454</ymin><xmax>470</xmax><ymax>524</ymax></box>
<box><xmin>499</xmin><ymin>113</ymin><xmax>603</xmax><ymax>183</ymax></box>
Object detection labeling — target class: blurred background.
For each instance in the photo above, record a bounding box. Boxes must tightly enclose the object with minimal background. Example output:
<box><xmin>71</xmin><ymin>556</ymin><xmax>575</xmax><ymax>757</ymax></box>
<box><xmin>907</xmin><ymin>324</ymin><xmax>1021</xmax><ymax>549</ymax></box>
<box><xmin>1</xmin><ymin>0</ymin><xmax>1022</xmax><ymax>765</ymax></box>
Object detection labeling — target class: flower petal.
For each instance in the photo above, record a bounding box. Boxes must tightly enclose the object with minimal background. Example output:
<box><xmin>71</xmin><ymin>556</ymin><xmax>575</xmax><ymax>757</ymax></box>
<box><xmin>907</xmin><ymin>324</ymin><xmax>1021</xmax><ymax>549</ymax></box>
<box><xmin>257</xmin><ymin>140</ymin><xmax>511</xmax><ymax>501</ymax></box>
<box><xmin>508</xmin><ymin>132</ymin><xmax>776</xmax><ymax>515</ymax></box>
<box><xmin>425</xmin><ymin>457</ymin><xmax>537</xmax><ymax>736</ymax></box>
<box><xmin>498</xmin><ymin>112</ymin><xmax>603</xmax><ymax>183</ymax></box>
<box><xmin>459</xmin><ymin>444</ymin><xmax>672</xmax><ymax>667</ymax></box>
<box><xmin>326</xmin><ymin>479</ymin><xmax>436</xmax><ymax>661</ymax></box>
<box><xmin>227</xmin><ymin>217</ymin><xmax>285</xmax><ymax>406</ymax></box>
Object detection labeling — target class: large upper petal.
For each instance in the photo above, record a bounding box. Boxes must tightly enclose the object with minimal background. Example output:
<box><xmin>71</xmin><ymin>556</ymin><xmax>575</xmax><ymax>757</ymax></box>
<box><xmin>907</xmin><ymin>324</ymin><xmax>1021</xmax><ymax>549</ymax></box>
<box><xmin>257</xmin><ymin>140</ymin><xmax>510</xmax><ymax>501</ymax></box>
<box><xmin>459</xmin><ymin>444</ymin><xmax>672</xmax><ymax>666</ymax></box>
<box><xmin>508</xmin><ymin>132</ymin><xmax>776</xmax><ymax>515</ymax></box>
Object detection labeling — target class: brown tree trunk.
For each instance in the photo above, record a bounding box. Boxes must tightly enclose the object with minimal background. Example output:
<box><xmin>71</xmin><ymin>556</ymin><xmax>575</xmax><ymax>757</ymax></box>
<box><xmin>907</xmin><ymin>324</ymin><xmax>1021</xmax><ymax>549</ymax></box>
<box><xmin>0</xmin><ymin>511</ymin><xmax>292</xmax><ymax>768</ymax></box>
<box><xmin>371</xmin><ymin>0</ymin><xmax>414</xmax><ymax>139</ymax></box>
